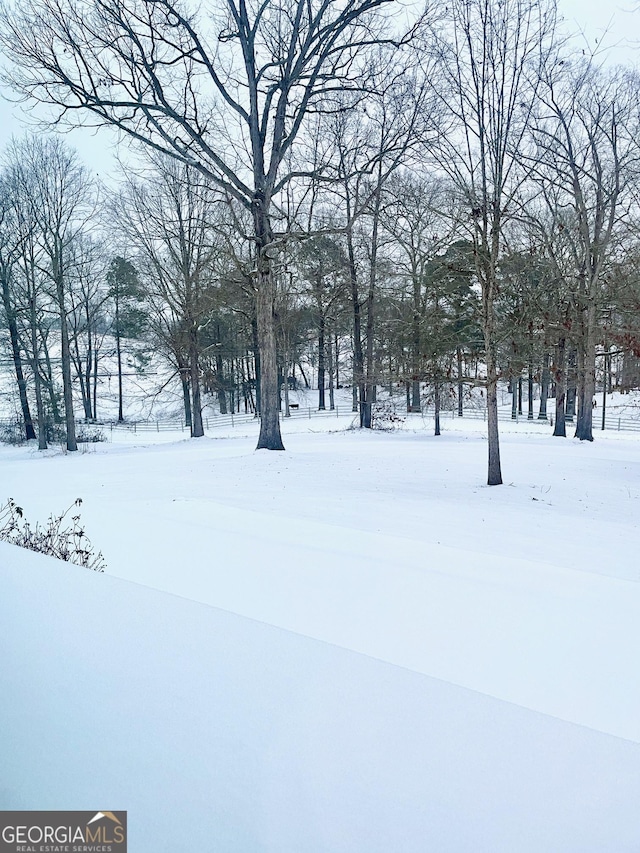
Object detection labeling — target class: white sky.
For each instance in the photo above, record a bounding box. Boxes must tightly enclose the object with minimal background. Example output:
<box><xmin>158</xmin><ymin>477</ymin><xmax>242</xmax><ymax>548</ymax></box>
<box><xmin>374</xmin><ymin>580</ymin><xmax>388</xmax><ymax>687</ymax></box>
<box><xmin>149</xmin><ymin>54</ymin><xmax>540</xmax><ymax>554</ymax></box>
<box><xmin>0</xmin><ymin>0</ymin><xmax>637</xmax><ymax>181</ymax></box>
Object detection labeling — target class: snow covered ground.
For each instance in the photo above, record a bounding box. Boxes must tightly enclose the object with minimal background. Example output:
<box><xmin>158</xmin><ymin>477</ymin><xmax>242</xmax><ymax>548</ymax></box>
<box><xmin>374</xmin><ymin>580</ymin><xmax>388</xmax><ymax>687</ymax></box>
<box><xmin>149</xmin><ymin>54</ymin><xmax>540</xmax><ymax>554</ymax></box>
<box><xmin>2</xmin><ymin>414</ymin><xmax>640</xmax><ymax>850</ymax></box>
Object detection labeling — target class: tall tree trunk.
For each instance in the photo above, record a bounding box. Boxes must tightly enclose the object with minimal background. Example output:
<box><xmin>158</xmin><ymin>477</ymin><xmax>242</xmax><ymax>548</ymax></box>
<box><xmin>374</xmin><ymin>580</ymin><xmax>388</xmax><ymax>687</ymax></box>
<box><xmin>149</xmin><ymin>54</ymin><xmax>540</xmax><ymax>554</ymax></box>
<box><xmin>434</xmin><ymin>379</ymin><xmax>441</xmax><ymax>436</ymax></box>
<box><xmin>318</xmin><ymin>314</ymin><xmax>326</xmax><ymax>410</ymax></box>
<box><xmin>41</xmin><ymin>333</ymin><xmax>62</xmax><ymax>424</ymax></box>
<box><xmin>553</xmin><ymin>337</ymin><xmax>566</xmax><ymax>438</ymax></box>
<box><xmin>93</xmin><ymin>343</ymin><xmax>98</xmax><ymax>422</ymax></box>
<box><xmin>73</xmin><ymin>333</ymin><xmax>92</xmax><ymax>421</ymax></box>
<box><xmin>527</xmin><ymin>361</ymin><xmax>534</xmax><ymax>420</ymax></box>
<box><xmin>115</xmin><ymin>292</ymin><xmax>124</xmax><ymax>422</ymax></box>
<box><xmin>56</xmin><ymin>268</ymin><xmax>77</xmax><ymax>452</ymax></box>
<box><xmin>457</xmin><ymin>347</ymin><xmax>464</xmax><ymax>417</ymax></box>
<box><xmin>253</xmin><ymin>201</ymin><xmax>284</xmax><ymax>449</ymax></box>
<box><xmin>481</xmin><ymin>253</ymin><xmax>502</xmax><ymax>485</ymax></box>
<box><xmin>189</xmin><ymin>328</ymin><xmax>204</xmax><ymax>438</ymax></box>
<box><xmin>538</xmin><ymin>353</ymin><xmax>550</xmax><ymax>420</ymax></box>
<box><xmin>328</xmin><ymin>333</ymin><xmax>335</xmax><ymax>411</ymax></box>
<box><xmin>511</xmin><ymin>375</ymin><xmax>518</xmax><ymax>420</ymax></box>
<box><xmin>215</xmin><ymin>341</ymin><xmax>227</xmax><ymax>414</ymax></box>
<box><xmin>575</xmin><ymin>299</ymin><xmax>597</xmax><ymax>441</ymax></box>
<box><xmin>29</xmin><ymin>296</ymin><xmax>47</xmax><ymax>450</ymax></box>
<box><xmin>410</xmin><ymin>269</ymin><xmax>422</xmax><ymax>412</ymax></box>
<box><xmin>363</xmin><ymin>177</ymin><xmax>383</xmax><ymax>430</ymax></box>
<box><xmin>283</xmin><ymin>350</ymin><xmax>290</xmax><ymax>417</ymax></box>
<box><xmin>1</xmin><ymin>278</ymin><xmax>36</xmax><ymax>440</ymax></box>
<box><xmin>347</xmin><ymin>228</ymin><xmax>364</xmax><ymax>424</ymax></box>
<box><xmin>85</xmin><ymin>303</ymin><xmax>94</xmax><ymax>419</ymax></box>
<box><xmin>566</xmin><ymin>348</ymin><xmax>576</xmax><ymax>422</ymax></box>
<box><xmin>181</xmin><ymin>369</ymin><xmax>192</xmax><ymax>428</ymax></box>
<box><xmin>518</xmin><ymin>377</ymin><xmax>523</xmax><ymax>415</ymax></box>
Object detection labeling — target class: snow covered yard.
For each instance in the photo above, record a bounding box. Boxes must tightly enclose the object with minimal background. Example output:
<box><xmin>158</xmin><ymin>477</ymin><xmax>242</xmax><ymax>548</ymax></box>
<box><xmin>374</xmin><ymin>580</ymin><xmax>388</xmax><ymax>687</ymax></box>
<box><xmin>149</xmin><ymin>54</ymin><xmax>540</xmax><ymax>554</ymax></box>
<box><xmin>2</xmin><ymin>419</ymin><xmax>640</xmax><ymax>850</ymax></box>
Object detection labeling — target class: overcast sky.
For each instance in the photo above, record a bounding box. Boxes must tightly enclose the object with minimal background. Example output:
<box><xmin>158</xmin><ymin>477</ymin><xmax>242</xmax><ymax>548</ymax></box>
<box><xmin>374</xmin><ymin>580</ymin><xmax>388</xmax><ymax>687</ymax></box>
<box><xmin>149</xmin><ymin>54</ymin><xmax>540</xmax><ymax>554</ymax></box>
<box><xmin>0</xmin><ymin>0</ymin><xmax>637</xmax><ymax>181</ymax></box>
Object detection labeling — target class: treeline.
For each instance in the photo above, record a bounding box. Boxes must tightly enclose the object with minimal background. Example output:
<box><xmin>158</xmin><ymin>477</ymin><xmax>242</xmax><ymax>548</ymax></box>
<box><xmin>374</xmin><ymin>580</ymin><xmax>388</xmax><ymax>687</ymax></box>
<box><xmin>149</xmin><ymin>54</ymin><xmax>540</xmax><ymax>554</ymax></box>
<box><xmin>1</xmin><ymin>0</ymin><xmax>640</xmax><ymax>482</ymax></box>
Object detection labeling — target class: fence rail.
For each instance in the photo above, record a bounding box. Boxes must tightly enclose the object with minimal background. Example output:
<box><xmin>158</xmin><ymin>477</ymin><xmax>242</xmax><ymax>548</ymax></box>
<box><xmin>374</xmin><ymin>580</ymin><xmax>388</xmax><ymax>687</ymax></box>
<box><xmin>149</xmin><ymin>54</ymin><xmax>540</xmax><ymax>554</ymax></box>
<box><xmin>2</xmin><ymin>404</ymin><xmax>640</xmax><ymax>437</ymax></box>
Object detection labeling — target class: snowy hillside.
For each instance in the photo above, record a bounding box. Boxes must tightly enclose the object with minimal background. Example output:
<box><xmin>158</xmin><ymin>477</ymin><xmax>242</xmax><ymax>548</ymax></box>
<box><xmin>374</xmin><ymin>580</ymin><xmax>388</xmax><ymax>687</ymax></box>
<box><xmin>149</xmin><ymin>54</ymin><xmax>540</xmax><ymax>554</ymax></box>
<box><xmin>2</xmin><ymin>419</ymin><xmax>640</xmax><ymax>850</ymax></box>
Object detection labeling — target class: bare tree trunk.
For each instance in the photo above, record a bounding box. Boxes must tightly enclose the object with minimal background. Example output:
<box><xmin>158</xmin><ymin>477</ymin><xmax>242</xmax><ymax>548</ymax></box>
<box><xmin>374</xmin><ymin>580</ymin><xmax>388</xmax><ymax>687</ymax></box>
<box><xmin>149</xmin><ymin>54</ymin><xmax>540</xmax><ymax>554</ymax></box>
<box><xmin>93</xmin><ymin>344</ymin><xmax>98</xmax><ymax>421</ymax></box>
<box><xmin>483</xmin><ymin>272</ymin><xmax>502</xmax><ymax>485</ymax></box>
<box><xmin>1</xmin><ymin>279</ymin><xmax>36</xmax><ymax>439</ymax></box>
<box><xmin>575</xmin><ymin>300</ymin><xmax>596</xmax><ymax>441</ymax></box>
<box><xmin>566</xmin><ymin>348</ymin><xmax>576</xmax><ymax>422</ymax></box>
<box><xmin>457</xmin><ymin>346</ymin><xmax>464</xmax><ymax>417</ymax></box>
<box><xmin>347</xmin><ymin>229</ymin><xmax>364</xmax><ymax>424</ymax></box>
<box><xmin>410</xmin><ymin>272</ymin><xmax>422</xmax><ymax>412</ymax></box>
<box><xmin>328</xmin><ymin>333</ymin><xmax>335</xmax><ymax>411</ymax></box>
<box><xmin>318</xmin><ymin>315</ymin><xmax>326</xmax><ymax>410</ymax></box>
<box><xmin>527</xmin><ymin>361</ymin><xmax>534</xmax><ymax>420</ymax></box>
<box><xmin>434</xmin><ymin>380</ymin><xmax>441</xmax><ymax>436</ymax></box>
<box><xmin>283</xmin><ymin>350</ymin><xmax>290</xmax><ymax>417</ymax></box>
<box><xmin>254</xmin><ymin>201</ymin><xmax>284</xmax><ymax>449</ymax></box>
<box><xmin>538</xmin><ymin>353</ymin><xmax>550</xmax><ymax>420</ymax></box>
<box><xmin>56</xmin><ymin>268</ymin><xmax>77</xmax><ymax>451</ymax></box>
<box><xmin>518</xmin><ymin>377</ymin><xmax>523</xmax><ymax>415</ymax></box>
<box><xmin>553</xmin><ymin>337</ymin><xmax>566</xmax><ymax>437</ymax></box>
<box><xmin>215</xmin><ymin>343</ymin><xmax>227</xmax><ymax>414</ymax></box>
<box><xmin>116</xmin><ymin>320</ymin><xmax>124</xmax><ymax>422</ymax></box>
<box><xmin>73</xmin><ymin>332</ymin><xmax>92</xmax><ymax>421</ymax></box>
<box><xmin>29</xmin><ymin>296</ymin><xmax>47</xmax><ymax>450</ymax></box>
<box><xmin>189</xmin><ymin>329</ymin><xmax>204</xmax><ymax>438</ymax></box>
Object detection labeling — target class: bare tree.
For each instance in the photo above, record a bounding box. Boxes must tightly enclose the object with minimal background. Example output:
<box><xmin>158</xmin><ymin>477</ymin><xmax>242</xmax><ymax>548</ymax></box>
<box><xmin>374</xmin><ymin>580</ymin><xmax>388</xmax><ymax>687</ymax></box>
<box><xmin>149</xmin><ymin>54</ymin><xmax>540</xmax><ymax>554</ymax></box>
<box><xmin>111</xmin><ymin>157</ymin><xmax>220</xmax><ymax>437</ymax></box>
<box><xmin>4</xmin><ymin>137</ymin><xmax>96</xmax><ymax>451</ymax></box>
<box><xmin>0</xmin><ymin>0</ymin><xmax>413</xmax><ymax>450</ymax></box>
<box><xmin>529</xmin><ymin>62</ymin><xmax>638</xmax><ymax>441</ymax></box>
<box><xmin>427</xmin><ymin>0</ymin><xmax>557</xmax><ymax>484</ymax></box>
<box><xmin>0</xmin><ymin>171</ymin><xmax>37</xmax><ymax>439</ymax></box>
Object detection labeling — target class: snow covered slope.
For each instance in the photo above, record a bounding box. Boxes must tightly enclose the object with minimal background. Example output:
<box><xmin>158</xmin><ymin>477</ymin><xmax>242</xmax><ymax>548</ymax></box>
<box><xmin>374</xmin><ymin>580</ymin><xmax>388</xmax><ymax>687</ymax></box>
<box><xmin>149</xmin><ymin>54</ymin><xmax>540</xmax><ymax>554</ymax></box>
<box><xmin>2</xmin><ymin>541</ymin><xmax>640</xmax><ymax>852</ymax></box>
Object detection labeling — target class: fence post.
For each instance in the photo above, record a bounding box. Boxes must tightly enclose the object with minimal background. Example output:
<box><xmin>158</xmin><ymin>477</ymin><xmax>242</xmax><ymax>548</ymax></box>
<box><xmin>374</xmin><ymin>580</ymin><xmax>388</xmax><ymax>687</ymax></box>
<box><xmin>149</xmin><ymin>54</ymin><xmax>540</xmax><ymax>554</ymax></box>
<box><xmin>157</xmin><ymin>420</ymin><xmax>159</xmax><ymax>432</ymax></box>
<box><xmin>618</xmin><ymin>418</ymin><xmax>621</xmax><ymax>431</ymax></box>
<box><xmin>336</xmin><ymin>405</ymin><xmax>339</xmax><ymax>418</ymax></box>
<box><xmin>231</xmin><ymin>412</ymin><xmax>234</xmax><ymax>427</ymax></box>
<box><xmin>309</xmin><ymin>407</ymin><xmax>311</xmax><ymax>419</ymax></box>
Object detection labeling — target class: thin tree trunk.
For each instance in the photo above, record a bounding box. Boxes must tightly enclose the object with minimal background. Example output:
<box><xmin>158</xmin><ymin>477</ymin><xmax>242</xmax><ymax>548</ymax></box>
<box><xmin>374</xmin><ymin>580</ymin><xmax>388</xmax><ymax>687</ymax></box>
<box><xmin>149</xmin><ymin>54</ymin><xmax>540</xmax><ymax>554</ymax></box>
<box><xmin>518</xmin><ymin>377</ymin><xmax>523</xmax><ymax>415</ymax></box>
<box><xmin>283</xmin><ymin>350</ymin><xmax>290</xmax><ymax>417</ymax></box>
<box><xmin>318</xmin><ymin>314</ymin><xmax>326</xmax><ymax>410</ymax></box>
<box><xmin>457</xmin><ymin>347</ymin><xmax>464</xmax><ymax>417</ymax></box>
<box><xmin>527</xmin><ymin>362</ymin><xmax>534</xmax><ymax>420</ymax></box>
<box><xmin>93</xmin><ymin>343</ymin><xmax>98</xmax><ymax>422</ymax></box>
<box><xmin>189</xmin><ymin>330</ymin><xmax>204</xmax><ymax>438</ymax></box>
<box><xmin>538</xmin><ymin>353</ymin><xmax>550</xmax><ymax>420</ymax></box>
<box><xmin>114</xmin><ymin>285</ymin><xmax>125</xmax><ymax>422</ymax></box>
<box><xmin>29</xmin><ymin>296</ymin><xmax>47</xmax><ymax>450</ymax></box>
<box><xmin>347</xmin><ymin>229</ymin><xmax>364</xmax><ymax>424</ymax></box>
<box><xmin>328</xmin><ymin>333</ymin><xmax>335</xmax><ymax>411</ymax></box>
<box><xmin>215</xmin><ymin>341</ymin><xmax>227</xmax><ymax>414</ymax></box>
<box><xmin>56</xmin><ymin>268</ymin><xmax>77</xmax><ymax>452</ymax></box>
<box><xmin>434</xmin><ymin>379</ymin><xmax>441</xmax><ymax>436</ymax></box>
<box><xmin>410</xmin><ymin>268</ymin><xmax>421</xmax><ymax>412</ymax></box>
